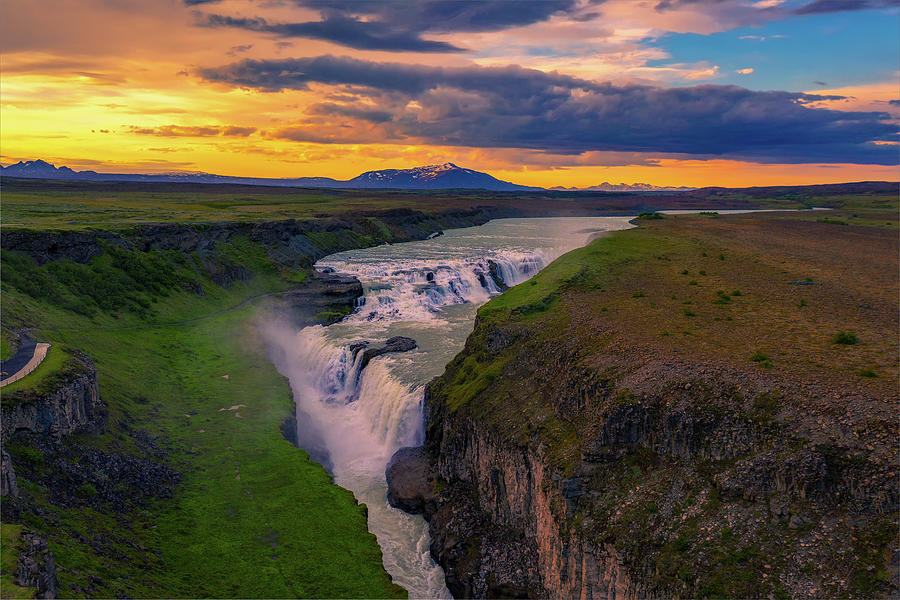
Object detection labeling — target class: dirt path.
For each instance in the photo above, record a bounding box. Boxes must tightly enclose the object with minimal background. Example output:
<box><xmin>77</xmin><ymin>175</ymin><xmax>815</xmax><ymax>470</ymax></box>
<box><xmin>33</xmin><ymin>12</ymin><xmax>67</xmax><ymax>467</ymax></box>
<box><xmin>1</xmin><ymin>342</ymin><xmax>51</xmax><ymax>386</ymax></box>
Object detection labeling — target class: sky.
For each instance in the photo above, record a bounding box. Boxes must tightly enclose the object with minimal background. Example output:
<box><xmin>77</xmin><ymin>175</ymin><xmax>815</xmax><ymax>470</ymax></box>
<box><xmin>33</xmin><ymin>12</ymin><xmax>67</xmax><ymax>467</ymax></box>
<box><xmin>1</xmin><ymin>0</ymin><xmax>898</xmax><ymax>188</ymax></box>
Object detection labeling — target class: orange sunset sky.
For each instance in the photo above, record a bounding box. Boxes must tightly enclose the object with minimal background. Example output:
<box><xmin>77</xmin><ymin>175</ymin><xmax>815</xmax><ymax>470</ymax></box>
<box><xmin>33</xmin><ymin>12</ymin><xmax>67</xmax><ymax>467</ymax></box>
<box><xmin>1</xmin><ymin>0</ymin><xmax>897</xmax><ymax>188</ymax></box>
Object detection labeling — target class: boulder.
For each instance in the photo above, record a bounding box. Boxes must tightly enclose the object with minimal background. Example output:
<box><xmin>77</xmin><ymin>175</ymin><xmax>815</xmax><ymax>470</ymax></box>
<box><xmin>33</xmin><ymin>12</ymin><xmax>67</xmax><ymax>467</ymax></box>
<box><xmin>386</xmin><ymin>446</ymin><xmax>438</xmax><ymax>517</ymax></box>
<box><xmin>358</xmin><ymin>337</ymin><xmax>418</xmax><ymax>371</ymax></box>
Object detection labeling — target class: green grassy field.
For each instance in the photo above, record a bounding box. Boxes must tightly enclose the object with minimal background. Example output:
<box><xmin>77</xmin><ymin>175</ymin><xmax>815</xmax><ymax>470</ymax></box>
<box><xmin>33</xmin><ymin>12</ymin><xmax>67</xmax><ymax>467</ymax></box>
<box><xmin>5</xmin><ymin>178</ymin><xmax>894</xmax><ymax>230</ymax></box>
<box><xmin>1</xmin><ymin>233</ymin><xmax>405</xmax><ymax>597</ymax></box>
<box><xmin>33</xmin><ymin>310</ymin><xmax>403</xmax><ymax>598</ymax></box>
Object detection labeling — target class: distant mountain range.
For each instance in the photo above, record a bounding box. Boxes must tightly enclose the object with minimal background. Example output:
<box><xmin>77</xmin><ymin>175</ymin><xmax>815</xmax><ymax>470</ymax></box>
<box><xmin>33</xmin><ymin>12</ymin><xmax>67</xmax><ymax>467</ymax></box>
<box><xmin>1</xmin><ymin>160</ymin><xmax>542</xmax><ymax>192</ymax></box>
<box><xmin>551</xmin><ymin>182</ymin><xmax>696</xmax><ymax>192</ymax></box>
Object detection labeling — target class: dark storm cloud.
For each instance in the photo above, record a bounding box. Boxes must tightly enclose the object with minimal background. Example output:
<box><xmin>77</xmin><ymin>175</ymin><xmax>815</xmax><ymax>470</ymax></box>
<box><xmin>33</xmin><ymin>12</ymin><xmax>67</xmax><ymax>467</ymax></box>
<box><xmin>197</xmin><ymin>13</ymin><xmax>464</xmax><ymax>53</ymax></box>
<box><xmin>794</xmin><ymin>0</ymin><xmax>900</xmax><ymax>14</ymax></box>
<box><xmin>298</xmin><ymin>0</ymin><xmax>576</xmax><ymax>33</ymax></box>
<box><xmin>199</xmin><ymin>55</ymin><xmax>582</xmax><ymax>94</ymax></box>
<box><xmin>199</xmin><ymin>56</ymin><xmax>899</xmax><ymax>165</ymax></box>
<box><xmin>192</xmin><ymin>1</ymin><xmax>577</xmax><ymax>53</ymax></box>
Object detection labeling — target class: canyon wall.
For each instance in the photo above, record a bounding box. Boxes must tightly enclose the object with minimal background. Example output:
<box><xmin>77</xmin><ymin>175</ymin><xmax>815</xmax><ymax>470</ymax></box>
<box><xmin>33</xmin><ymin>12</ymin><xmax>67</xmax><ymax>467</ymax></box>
<box><xmin>410</xmin><ymin>312</ymin><xmax>897</xmax><ymax>599</ymax></box>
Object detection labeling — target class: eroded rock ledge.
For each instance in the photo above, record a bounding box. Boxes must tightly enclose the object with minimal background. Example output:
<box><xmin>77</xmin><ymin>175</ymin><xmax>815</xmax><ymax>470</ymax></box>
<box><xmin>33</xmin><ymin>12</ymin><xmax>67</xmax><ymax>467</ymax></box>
<box><xmin>1</xmin><ymin>352</ymin><xmax>106</xmax><ymax>441</ymax></box>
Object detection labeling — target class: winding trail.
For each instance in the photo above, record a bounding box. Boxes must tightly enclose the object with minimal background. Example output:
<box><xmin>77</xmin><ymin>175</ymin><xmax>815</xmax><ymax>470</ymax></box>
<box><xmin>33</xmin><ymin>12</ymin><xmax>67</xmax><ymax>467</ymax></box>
<box><xmin>1</xmin><ymin>339</ymin><xmax>51</xmax><ymax>386</ymax></box>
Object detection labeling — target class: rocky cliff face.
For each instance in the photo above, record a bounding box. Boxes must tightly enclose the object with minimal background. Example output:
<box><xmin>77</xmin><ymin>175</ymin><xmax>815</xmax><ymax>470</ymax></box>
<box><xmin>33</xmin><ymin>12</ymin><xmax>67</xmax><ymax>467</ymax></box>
<box><xmin>1</xmin><ymin>352</ymin><xmax>106</xmax><ymax>441</ymax></box>
<box><xmin>14</xmin><ymin>531</ymin><xmax>59</xmax><ymax>600</ymax></box>
<box><xmin>1</xmin><ymin>445</ymin><xmax>19</xmax><ymax>497</ymax></box>
<box><xmin>413</xmin><ymin>314</ymin><xmax>898</xmax><ymax>599</ymax></box>
<box><xmin>1</xmin><ymin>207</ymin><xmax>509</xmax><ymax>266</ymax></box>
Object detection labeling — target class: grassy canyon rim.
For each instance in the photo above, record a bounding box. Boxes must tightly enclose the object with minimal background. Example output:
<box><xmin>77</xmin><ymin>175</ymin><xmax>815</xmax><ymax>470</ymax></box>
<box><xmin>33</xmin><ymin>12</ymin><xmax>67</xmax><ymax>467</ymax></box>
<box><xmin>0</xmin><ymin>179</ymin><xmax>897</xmax><ymax>599</ymax></box>
<box><xmin>418</xmin><ymin>206</ymin><xmax>898</xmax><ymax>598</ymax></box>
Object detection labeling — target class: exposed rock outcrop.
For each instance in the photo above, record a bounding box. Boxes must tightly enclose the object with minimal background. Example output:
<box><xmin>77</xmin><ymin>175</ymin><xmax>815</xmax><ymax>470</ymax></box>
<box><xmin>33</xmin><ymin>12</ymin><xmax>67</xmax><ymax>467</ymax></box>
<box><xmin>352</xmin><ymin>337</ymin><xmax>418</xmax><ymax>372</ymax></box>
<box><xmin>1</xmin><ymin>352</ymin><xmax>106</xmax><ymax>440</ymax></box>
<box><xmin>1</xmin><ymin>207</ymin><xmax>510</xmax><ymax>267</ymax></box>
<box><xmin>386</xmin><ymin>446</ymin><xmax>438</xmax><ymax>517</ymax></box>
<box><xmin>487</xmin><ymin>260</ymin><xmax>510</xmax><ymax>291</ymax></box>
<box><xmin>1</xmin><ymin>444</ymin><xmax>18</xmax><ymax>497</ymax></box>
<box><xmin>15</xmin><ymin>531</ymin><xmax>58</xmax><ymax>599</ymax></box>
<box><xmin>277</xmin><ymin>270</ymin><xmax>365</xmax><ymax>326</ymax></box>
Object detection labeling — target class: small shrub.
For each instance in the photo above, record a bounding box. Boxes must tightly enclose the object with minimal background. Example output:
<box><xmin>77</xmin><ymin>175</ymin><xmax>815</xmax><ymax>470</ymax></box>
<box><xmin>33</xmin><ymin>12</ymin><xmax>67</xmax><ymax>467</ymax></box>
<box><xmin>683</xmin><ymin>309</ymin><xmax>696</xmax><ymax>317</ymax></box>
<box><xmin>751</xmin><ymin>350</ymin><xmax>769</xmax><ymax>362</ymax></box>
<box><xmin>637</xmin><ymin>211</ymin><xmax>664</xmax><ymax>220</ymax></box>
<box><xmin>713</xmin><ymin>290</ymin><xmax>731</xmax><ymax>304</ymax></box>
<box><xmin>750</xmin><ymin>351</ymin><xmax>772</xmax><ymax>367</ymax></box>
<box><xmin>858</xmin><ymin>368</ymin><xmax>878</xmax><ymax>378</ymax></box>
<box><xmin>77</xmin><ymin>483</ymin><xmax>98</xmax><ymax>499</ymax></box>
<box><xmin>731</xmin><ymin>290</ymin><xmax>742</xmax><ymax>296</ymax></box>
<box><xmin>681</xmin><ymin>269</ymin><xmax>689</xmax><ymax>275</ymax></box>
<box><xmin>798</xmin><ymin>299</ymin><xmax>807</xmax><ymax>307</ymax></box>
<box><xmin>753</xmin><ymin>393</ymin><xmax>779</xmax><ymax>418</ymax></box>
<box><xmin>633</xmin><ymin>290</ymin><xmax>645</xmax><ymax>298</ymax></box>
<box><xmin>689</xmin><ymin>280</ymin><xmax>699</xmax><ymax>286</ymax></box>
<box><xmin>718</xmin><ymin>254</ymin><xmax>725</xmax><ymax>260</ymax></box>
<box><xmin>833</xmin><ymin>332</ymin><xmax>858</xmax><ymax>345</ymax></box>
<box><xmin>699</xmin><ymin>270</ymin><xmax>707</xmax><ymax>276</ymax></box>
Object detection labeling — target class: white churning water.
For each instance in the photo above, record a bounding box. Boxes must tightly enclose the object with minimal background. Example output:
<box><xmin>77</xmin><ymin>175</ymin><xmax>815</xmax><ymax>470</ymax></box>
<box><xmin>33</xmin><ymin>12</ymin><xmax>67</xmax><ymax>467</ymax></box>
<box><xmin>263</xmin><ymin>217</ymin><xmax>634</xmax><ymax>598</ymax></box>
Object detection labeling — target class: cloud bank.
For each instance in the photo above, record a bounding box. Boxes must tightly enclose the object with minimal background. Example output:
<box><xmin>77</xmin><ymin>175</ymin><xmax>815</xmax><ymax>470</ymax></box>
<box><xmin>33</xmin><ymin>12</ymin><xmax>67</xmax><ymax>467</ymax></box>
<box><xmin>200</xmin><ymin>55</ymin><xmax>898</xmax><ymax>164</ymax></box>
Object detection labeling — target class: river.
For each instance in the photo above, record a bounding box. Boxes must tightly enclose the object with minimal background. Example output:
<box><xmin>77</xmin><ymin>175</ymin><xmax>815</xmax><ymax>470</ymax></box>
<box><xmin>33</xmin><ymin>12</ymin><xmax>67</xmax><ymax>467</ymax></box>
<box><xmin>263</xmin><ymin>216</ymin><xmax>635</xmax><ymax>597</ymax></box>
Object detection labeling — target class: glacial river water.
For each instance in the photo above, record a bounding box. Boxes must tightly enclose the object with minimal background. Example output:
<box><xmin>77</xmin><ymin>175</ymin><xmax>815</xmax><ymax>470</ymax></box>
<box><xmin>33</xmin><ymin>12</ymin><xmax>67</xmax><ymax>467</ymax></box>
<box><xmin>262</xmin><ymin>216</ymin><xmax>634</xmax><ymax>597</ymax></box>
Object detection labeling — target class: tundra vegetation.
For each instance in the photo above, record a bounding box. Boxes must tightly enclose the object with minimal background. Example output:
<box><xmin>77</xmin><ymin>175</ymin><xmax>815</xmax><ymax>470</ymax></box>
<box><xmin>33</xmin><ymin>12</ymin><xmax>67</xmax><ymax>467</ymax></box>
<box><xmin>0</xmin><ymin>179</ymin><xmax>896</xmax><ymax>597</ymax></box>
<box><xmin>426</xmin><ymin>207</ymin><xmax>898</xmax><ymax>598</ymax></box>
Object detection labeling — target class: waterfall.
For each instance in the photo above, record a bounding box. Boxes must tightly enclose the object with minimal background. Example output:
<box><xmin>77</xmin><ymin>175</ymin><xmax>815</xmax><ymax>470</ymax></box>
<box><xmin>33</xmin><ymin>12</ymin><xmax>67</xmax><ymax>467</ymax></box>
<box><xmin>319</xmin><ymin>248</ymin><xmax>550</xmax><ymax>324</ymax></box>
<box><xmin>262</xmin><ymin>217</ymin><xmax>636</xmax><ymax>598</ymax></box>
